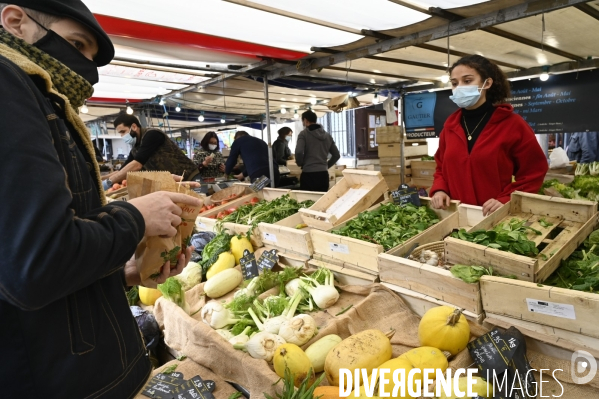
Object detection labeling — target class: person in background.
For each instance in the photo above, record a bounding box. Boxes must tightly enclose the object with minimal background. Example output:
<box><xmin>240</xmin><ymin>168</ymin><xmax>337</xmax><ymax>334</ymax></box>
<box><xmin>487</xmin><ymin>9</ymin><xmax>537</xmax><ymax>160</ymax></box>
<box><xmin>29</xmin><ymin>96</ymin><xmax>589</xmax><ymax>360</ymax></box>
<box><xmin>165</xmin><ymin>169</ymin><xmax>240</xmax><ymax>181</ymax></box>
<box><xmin>548</xmin><ymin>135</ymin><xmax>556</xmax><ymax>150</ymax></box>
<box><xmin>273</xmin><ymin>126</ymin><xmax>293</xmax><ymax>166</ymax></box>
<box><xmin>225</xmin><ymin>130</ymin><xmax>280</xmax><ymax>186</ymax></box>
<box><xmin>102</xmin><ymin>113</ymin><xmax>198</xmax><ymax>189</ymax></box>
<box><xmin>430</xmin><ymin>54</ymin><xmax>548</xmax><ymax>216</ymax></box>
<box><xmin>194</xmin><ymin>131</ymin><xmax>225</xmax><ymax>178</ymax></box>
<box><xmin>295</xmin><ymin>110</ymin><xmax>340</xmax><ymax>192</ymax></box>
<box><xmin>0</xmin><ymin>1</ymin><xmax>200</xmax><ymax>397</ymax></box>
<box><xmin>566</xmin><ymin>131</ymin><xmax>599</xmax><ymax>163</ymax></box>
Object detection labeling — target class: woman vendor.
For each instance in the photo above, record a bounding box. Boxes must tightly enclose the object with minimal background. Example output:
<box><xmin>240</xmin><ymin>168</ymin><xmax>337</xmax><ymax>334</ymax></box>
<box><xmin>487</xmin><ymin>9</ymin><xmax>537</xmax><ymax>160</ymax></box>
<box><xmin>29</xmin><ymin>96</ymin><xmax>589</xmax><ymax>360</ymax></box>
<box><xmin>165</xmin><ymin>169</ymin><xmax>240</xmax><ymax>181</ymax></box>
<box><xmin>430</xmin><ymin>55</ymin><xmax>548</xmax><ymax>216</ymax></box>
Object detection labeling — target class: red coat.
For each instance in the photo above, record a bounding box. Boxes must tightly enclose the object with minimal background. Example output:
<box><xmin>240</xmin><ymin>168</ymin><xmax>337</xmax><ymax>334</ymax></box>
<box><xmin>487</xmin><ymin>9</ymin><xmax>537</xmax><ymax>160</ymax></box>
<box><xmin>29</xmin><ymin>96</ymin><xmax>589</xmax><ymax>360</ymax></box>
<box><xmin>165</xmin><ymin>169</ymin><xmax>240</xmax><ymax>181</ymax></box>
<box><xmin>430</xmin><ymin>104</ymin><xmax>548</xmax><ymax>206</ymax></box>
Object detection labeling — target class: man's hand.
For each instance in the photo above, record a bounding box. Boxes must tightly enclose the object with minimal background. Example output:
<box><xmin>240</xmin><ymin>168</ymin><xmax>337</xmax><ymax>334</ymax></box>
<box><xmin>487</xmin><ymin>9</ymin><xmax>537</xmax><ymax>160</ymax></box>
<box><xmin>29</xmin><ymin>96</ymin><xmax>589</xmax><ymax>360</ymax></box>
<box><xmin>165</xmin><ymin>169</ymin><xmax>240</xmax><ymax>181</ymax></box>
<box><xmin>129</xmin><ymin>192</ymin><xmax>202</xmax><ymax>237</ymax></box>
<box><xmin>219</xmin><ymin>164</ymin><xmax>226</xmax><ymax>172</ymax></box>
<box><xmin>482</xmin><ymin>199</ymin><xmax>503</xmax><ymax>216</ymax></box>
<box><xmin>124</xmin><ymin>245</ymin><xmax>194</xmax><ymax>286</ymax></box>
<box><xmin>431</xmin><ymin>191</ymin><xmax>451</xmax><ymax>210</ymax></box>
<box><xmin>234</xmin><ymin>173</ymin><xmax>244</xmax><ymax>181</ymax></box>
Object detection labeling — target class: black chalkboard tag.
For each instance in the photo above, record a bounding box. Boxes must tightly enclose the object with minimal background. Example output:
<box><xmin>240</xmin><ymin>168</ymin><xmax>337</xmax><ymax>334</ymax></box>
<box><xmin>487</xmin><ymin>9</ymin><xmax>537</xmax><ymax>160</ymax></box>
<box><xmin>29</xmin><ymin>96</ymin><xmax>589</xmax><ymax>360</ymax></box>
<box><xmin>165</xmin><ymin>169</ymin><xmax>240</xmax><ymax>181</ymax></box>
<box><xmin>204</xmin><ymin>381</ymin><xmax>216</xmax><ymax>393</ymax></box>
<box><xmin>257</xmin><ymin>249</ymin><xmax>279</xmax><ymax>271</ymax></box>
<box><xmin>176</xmin><ymin>375</ymin><xmax>216</xmax><ymax>399</ymax></box>
<box><xmin>503</xmin><ymin>327</ymin><xmax>536</xmax><ymax>399</ymax></box>
<box><xmin>467</xmin><ymin>328</ymin><xmax>513</xmax><ymax>377</ymax></box>
<box><xmin>142</xmin><ymin>374</ymin><xmax>183</xmax><ymax>398</ymax></box>
<box><xmin>193</xmin><ymin>186</ymin><xmax>210</xmax><ymax>195</ymax></box>
<box><xmin>390</xmin><ymin>186</ymin><xmax>421</xmax><ymax>207</ymax></box>
<box><xmin>249</xmin><ymin>176</ymin><xmax>270</xmax><ymax>192</ymax></box>
<box><xmin>240</xmin><ymin>249</ymin><xmax>259</xmax><ymax>280</ymax></box>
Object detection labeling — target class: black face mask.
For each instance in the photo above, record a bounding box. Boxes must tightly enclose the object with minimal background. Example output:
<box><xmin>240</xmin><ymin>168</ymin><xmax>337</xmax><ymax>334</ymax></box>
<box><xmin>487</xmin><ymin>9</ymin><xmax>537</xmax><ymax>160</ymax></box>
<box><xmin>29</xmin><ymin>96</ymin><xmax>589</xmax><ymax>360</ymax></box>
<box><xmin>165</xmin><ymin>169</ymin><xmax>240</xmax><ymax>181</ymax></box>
<box><xmin>29</xmin><ymin>16</ymin><xmax>99</xmax><ymax>85</ymax></box>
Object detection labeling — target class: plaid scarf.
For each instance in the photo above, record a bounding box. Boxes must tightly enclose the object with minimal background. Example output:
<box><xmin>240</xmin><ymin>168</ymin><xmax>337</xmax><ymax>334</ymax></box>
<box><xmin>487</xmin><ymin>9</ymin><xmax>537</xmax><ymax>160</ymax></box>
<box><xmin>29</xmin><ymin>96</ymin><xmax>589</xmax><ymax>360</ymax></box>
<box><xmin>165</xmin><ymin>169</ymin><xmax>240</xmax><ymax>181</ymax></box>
<box><xmin>0</xmin><ymin>29</ymin><xmax>93</xmax><ymax>108</ymax></box>
<box><xmin>0</xmin><ymin>30</ymin><xmax>106</xmax><ymax>205</ymax></box>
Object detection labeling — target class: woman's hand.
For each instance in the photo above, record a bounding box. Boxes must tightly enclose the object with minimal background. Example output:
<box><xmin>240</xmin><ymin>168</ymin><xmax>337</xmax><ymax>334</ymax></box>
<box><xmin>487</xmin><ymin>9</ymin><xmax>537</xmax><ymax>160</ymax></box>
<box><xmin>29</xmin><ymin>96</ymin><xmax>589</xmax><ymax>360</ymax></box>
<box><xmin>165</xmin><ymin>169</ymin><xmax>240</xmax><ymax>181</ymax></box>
<box><xmin>124</xmin><ymin>245</ymin><xmax>194</xmax><ymax>286</ymax></box>
<box><xmin>482</xmin><ymin>199</ymin><xmax>503</xmax><ymax>216</ymax></box>
<box><xmin>431</xmin><ymin>191</ymin><xmax>451</xmax><ymax>210</ymax></box>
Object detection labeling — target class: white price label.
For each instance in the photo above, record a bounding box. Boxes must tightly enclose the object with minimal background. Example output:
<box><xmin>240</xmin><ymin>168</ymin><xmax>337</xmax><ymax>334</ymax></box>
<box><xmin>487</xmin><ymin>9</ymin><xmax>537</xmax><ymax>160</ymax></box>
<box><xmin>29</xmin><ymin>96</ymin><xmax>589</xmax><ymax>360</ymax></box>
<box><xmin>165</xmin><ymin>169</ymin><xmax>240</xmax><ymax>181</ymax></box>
<box><xmin>329</xmin><ymin>243</ymin><xmax>350</xmax><ymax>255</ymax></box>
<box><xmin>197</xmin><ymin>222</ymin><xmax>207</xmax><ymax>230</ymax></box>
<box><xmin>263</xmin><ymin>232</ymin><xmax>278</xmax><ymax>243</ymax></box>
<box><xmin>526</xmin><ymin>298</ymin><xmax>576</xmax><ymax>320</ymax></box>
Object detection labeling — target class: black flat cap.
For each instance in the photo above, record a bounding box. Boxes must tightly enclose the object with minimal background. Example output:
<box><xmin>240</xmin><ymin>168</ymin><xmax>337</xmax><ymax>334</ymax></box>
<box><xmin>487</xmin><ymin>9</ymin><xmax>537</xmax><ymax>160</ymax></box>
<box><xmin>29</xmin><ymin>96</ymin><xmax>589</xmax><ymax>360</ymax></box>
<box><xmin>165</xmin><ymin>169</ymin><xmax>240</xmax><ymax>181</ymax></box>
<box><xmin>9</xmin><ymin>0</ymin><xmax>114</xmax><ymax>66</ymax></box>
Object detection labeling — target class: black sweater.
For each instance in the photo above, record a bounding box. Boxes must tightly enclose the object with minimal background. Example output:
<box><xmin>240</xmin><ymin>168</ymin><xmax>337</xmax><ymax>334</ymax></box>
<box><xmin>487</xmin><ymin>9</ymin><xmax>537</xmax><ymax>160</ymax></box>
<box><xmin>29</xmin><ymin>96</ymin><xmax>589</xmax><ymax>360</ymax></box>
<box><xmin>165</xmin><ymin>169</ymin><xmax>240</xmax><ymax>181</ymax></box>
<box><xmin>460</xmin><ymin>100</ymin><xmax>496</xmax><ymax>153</ymax></box>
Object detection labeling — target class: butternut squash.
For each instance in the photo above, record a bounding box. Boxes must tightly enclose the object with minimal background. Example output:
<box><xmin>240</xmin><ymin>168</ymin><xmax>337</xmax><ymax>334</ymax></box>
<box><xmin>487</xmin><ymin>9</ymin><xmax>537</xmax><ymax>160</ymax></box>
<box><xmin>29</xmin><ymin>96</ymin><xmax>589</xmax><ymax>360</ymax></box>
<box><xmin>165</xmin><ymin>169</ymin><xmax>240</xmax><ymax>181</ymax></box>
<box><xmin>324</xmin><ymin>329</ymin><xmax>393</xmax><ymax>387</ymax></box>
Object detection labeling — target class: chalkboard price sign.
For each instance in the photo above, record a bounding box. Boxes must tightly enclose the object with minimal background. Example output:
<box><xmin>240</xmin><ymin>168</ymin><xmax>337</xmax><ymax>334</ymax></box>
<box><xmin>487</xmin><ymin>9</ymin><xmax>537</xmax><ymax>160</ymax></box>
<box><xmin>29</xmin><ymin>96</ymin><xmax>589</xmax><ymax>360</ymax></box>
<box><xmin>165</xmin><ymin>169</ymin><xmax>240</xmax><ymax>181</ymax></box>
<box><xmin>250</xmin><ymin>176</ymin><xmax>270</xmax><ymax>192</ymax></box>
<box><xmin>240</xmin><ymin>249</ymin><xmax>259</xmax><ymax>280</ymax></box>
<box><xmin>390</xmin><ymin>185</ymin><xmax>421</xmax><ymax>207</ymax></box>
<box><xmin>257</xmin><ymin>248</ymin><xmax>279</xmax><ymax>271</ymax></box>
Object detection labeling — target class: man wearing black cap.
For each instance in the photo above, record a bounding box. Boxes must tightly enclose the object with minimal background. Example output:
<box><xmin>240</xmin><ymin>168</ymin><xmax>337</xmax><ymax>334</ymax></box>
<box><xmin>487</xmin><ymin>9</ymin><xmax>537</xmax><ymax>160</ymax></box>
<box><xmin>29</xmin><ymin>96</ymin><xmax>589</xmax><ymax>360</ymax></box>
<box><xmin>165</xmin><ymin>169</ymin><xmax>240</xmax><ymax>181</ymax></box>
<box><xmin>0</xmin><ymin>2</ymin><xmax>201</xmax><ymax>398</ymax></box>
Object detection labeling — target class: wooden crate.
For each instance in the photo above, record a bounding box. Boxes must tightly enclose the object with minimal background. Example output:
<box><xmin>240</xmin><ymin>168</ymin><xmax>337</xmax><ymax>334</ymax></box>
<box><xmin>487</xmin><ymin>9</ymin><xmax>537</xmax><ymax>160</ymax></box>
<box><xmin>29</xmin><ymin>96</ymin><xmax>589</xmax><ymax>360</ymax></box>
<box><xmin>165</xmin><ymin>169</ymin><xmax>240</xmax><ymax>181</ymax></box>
<box><xmin>196</xmin><ymin>188</ymin><xmax>294</xmax><ymax>247</ymax></box>
<box><xmin>375</xmin><ymin>126</ymin><xmax>403</xmax><ymax>144</ymax></box>
<box><xmin>484</xmin><ymin>313</ymin><xmax>599</xmax><ymax>358</ymax></box>
<box><xmin>309</xmin><ymin>259</ymin><xmax>379</xmax><ymax>286</ymax></box>
<box><xmin>411</xmin><ymin>160</ymin><xmax>436</xmax><ymax>179</ymax></box>
<box><xmin>258</xmin><ymin>192</ymin><xmax>324</xmax><ymax>258</ymax></box>
<box><xmin>403</xmin><ymin>143</ymin><xmax>429</xmax><ymax>158</ymax></box>
<box><xmin>444</xmin><ymin>192</ymin><xmax>598</xmax><ymax>282</ymax></box>
<box><xmin>481</xmin><ymin>275</ymin><xmax>599</xmax><ymax>339</ymax></box>
<box><xmin>310</xmin><ymin>198</ymin><xmax>459</xmax><ymax>274</ymax></box>
<box><xmin>378</xmin><ymin>204</ymin><xmax>486</xmax><ymax>314</ymax></box>
<box><xmin>299</xmin><ymin>169</ymin><xmax>389</xmax><ymax>230</ymax></box>
<box><xmin>382</xmin><ymin>282</ymin><xmax>485</xmax><ymax>324</ymax></box>
<box><xmin>411</xmin><ymin>177</ymin><xmax>434</xmax><ymax>189</ymax></box>
<box><xmin>383</xmin><ymin>174</ymin><xmax>403</xmax><ymax>191</ymax></box>
<box><xmin>379</xmin><ymin>156</ymin><xmax>402</xmax><ymax>166</ymax></box>
<box><xmin>380</xmin><ymin>165</ymin><xmax>401</xmax><ymax>175</ymax></box>
<box><xmin>378</xmin><ymin>143</ymin><xmax>402</xmax><ymax>158</ymax></box>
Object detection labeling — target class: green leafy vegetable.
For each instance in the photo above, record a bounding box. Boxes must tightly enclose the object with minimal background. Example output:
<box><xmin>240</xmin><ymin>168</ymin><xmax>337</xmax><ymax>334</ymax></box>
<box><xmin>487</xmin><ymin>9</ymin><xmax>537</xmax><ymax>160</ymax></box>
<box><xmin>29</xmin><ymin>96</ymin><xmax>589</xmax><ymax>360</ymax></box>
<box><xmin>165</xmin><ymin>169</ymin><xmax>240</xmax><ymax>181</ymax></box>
<box><xmin>539</xmin><ymin>218</ymin><xmax>553</xmax><ymax>228</ymax></box>
<box><xmin>157</xmin><ymin>278</ymin><xmax>189</xmax><ymax>313</ymax></box>
<box><xmin>228</xmin><ymin>392</ymin><xmax>243</xmax><ymax>399</ymax></box>
<box><xmin>333</xmin><ymin>203</ymin><xmax>440</xmax><ymax>251</ymax></box>
<box><xmin>162</xmin><ymin>364</ymin><xmax>178</xmax><ymax>374</ymax></box>
<box><xmin>450</xmin><ymin>264</ymin><xmax>517</xmax><ymax>283</ymax></box>
<box><xmin>421</xmin><ymin>155</ymin><xmax>435</xmax><ymax>161</ymax></box>
<box><xmin>265</xmin><ymin>367</ymin><xmax>324</xmax><ymax>399</ymax></box>
<box><xmin>200</xmin><ymin>231</ymin><xmax>233</xmax><ymax>273</ymax></box>
<box><xmin>452</xmin><ymin>218</ymin><xmax>540</xmax><ymax>257</ymax></box>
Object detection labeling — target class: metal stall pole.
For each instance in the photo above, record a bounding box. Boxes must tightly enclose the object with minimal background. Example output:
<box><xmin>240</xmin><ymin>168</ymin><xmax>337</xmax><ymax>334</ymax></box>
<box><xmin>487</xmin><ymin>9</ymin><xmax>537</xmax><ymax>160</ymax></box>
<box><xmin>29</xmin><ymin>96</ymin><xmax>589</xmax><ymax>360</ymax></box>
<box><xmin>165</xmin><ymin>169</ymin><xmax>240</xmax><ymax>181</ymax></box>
<box><xmin>399</xmin><ymin>92</ymin><xmax>406</xmax><ymax>186</ymax></box>
<box><xmin>263</xmin><ymin>77</ymin><xmax>276</xmax><ymax>188</ymax></box>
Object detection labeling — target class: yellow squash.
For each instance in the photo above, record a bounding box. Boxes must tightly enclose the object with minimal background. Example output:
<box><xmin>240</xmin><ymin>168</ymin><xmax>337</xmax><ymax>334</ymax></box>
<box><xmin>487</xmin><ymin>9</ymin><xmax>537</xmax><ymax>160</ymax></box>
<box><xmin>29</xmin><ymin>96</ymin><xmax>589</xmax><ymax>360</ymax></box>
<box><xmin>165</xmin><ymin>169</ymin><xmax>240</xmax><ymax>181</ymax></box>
<box><xmin>206</xmin><ymin>251</ymin><xmax>235</xmax><ymax>279</ymax></box>
<box><xmin>273</xmin><ymin>343</ymin><xmax>314</xmax><ymax>388</ymax></box>
<box><xmin>139</xmin><ymin>286</ymin><xmax>162</xmax><ymax>306</ymax></box>
<box><xmin>438</xmin><ymin>376</ymin><xmax>493</xmax><ymax>399</ymax></box>
<box><xmin>305</xmin><ymin>334</ymin><xmax>343</xmax><ymax>373</ymax></box>
<box><xmin>399</xmin><ymin>346</ymin><xmax>449</xmax><ymax>371</ymax></box>
<box><xmin>230</xmin><ymin>236</ymin><xmax>254</xmax><ymax>264</ymax></box>
<box><xmin>324</xmin><ymin>329</ymin><xmax>393</xmax><ymax>387</ymax></box>
<box><xmin>377</xmin><ymin>357</ymin><xmax>420</xmax><ymax>398</ymax></box>
<box><xmin>418</xmin><ymin>306</ymin><xmax>470</xmax><ymax>355</ymax></box>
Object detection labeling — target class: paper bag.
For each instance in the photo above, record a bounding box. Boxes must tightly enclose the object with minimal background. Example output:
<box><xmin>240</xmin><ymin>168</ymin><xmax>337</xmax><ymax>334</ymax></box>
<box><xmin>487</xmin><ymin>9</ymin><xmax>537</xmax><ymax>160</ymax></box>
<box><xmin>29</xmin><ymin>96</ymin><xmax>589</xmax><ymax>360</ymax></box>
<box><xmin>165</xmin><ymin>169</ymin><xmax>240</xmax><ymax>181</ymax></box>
<box><xmin>128</xmin><ymin>171</ymin><xmax>203</xmax><ymax>287</ymax></box>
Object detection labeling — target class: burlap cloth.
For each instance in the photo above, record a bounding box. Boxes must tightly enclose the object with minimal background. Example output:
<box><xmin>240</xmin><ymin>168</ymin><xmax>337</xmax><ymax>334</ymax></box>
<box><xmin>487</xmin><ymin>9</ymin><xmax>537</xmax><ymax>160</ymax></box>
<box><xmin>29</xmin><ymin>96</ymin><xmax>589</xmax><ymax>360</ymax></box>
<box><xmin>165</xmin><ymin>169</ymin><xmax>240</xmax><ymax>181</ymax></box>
<box><xmin>153</xmin><ymin>283</ymin><xmax>599</xmax><ymax>398</ymax></box>
<box><xmin>134</xmin><ymin>357</ymin><xmax>240</xmax><ymax>399</ymax></box>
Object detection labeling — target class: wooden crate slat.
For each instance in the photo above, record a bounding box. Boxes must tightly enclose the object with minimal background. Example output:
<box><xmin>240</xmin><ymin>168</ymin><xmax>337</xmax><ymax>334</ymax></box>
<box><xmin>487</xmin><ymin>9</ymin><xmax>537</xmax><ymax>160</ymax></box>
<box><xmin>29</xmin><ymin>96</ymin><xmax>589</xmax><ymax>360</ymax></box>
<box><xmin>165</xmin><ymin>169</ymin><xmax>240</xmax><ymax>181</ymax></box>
<box><xmin>481</xmin><ymin>276</ymin><xmax>599</xmax><ymax>339</ymax></box>
<box><xmin>524</xmin><ymin>215</ymin><xmax>563</xmax><ymax>246</ymax></box>
<box><xmin>309</xmin><ymin>259</ymin><xmax>379</xmax><ymax>286</ymax></box>
<box><xmin>378</xmin><ymin>253</ymin><xmax>482</xmax><ymax>314</ymax></box>
<box><xmin>536</xmin><ymin>215</ymin><xmax>598</xmax><ymax>282</ymax></box>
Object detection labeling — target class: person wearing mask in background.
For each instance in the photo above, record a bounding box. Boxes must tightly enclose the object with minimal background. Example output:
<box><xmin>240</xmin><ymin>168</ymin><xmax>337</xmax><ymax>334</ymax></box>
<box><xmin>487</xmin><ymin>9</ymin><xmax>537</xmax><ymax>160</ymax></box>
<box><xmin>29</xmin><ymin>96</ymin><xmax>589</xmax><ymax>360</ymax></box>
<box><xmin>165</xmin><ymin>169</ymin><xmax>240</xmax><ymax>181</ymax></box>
<box><xmin>194</xmin><ymin>131</ymin><xmax>225</xmax><ymax>178</ymax></box>
<box><xmin>225</xmin><ymin>130</ymin><xmax>280</xmax><ymax>186</ymax></box>
<box><xmin>295</xmin><ymin>110</ymin><xmax>340</xmax><ymax>192</ymax></box>
<box><xmin>102</xmin><ymin>113</ymin><xmax>199</xmax><ymax>189</ymax></box>
<box><xmin>273</xmin><ymin>126</ymin><xmax>293</xmax><ymax>166</ymax></box>
<box><xmin>566</xmin><ymin>131</ymin><xmax>599</xmax><ymax>164</ymax></box>
<box><xmin>0</xmin><ymin>2</ymin><xmax>201</xmax><ymax>397</ymax></box>
<box><xmin>430</xmin><ymin>55</ymin><xmax>547</xmax><ymax>216</ymax></box>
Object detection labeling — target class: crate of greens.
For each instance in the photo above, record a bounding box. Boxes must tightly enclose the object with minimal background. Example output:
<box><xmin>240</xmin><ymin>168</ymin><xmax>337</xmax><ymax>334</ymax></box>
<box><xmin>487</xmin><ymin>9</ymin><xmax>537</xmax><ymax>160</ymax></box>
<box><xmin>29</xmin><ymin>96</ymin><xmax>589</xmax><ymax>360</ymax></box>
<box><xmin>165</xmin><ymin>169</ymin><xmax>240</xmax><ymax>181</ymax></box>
<box><xmin>445</xmin><ymin>191</ymin><xmax>598</xmax><ymax>283</ymax></box>
<box><xmin>258</xmin><ymin>191</ymin><xmax>324</xmax><ymax>260</ymax></box>
<box><xmin>309</xmin><ymin>197</ymin><xmax>459</xmax><ymax>274</ymax></box>
<box><xmin>480</xmin><ymin>227</ymin><xmax>599</xmax><ymax>340</ymax></box>
<box><xmin>378</xmin><ymin>204</ymin><xmax>487</xmax><ymax>315</ymax></box>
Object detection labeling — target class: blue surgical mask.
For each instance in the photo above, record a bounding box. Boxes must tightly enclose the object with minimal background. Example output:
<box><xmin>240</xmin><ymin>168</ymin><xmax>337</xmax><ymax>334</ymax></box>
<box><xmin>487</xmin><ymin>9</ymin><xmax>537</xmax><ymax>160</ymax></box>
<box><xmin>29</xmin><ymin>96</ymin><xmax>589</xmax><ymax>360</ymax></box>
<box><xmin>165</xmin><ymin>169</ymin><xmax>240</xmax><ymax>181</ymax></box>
<box><xmin>285</xmin><ymin>136</ymin><xmax>292</xmax><ymax>143</ymax></box>
<box><xmin>123</xmin><ymin>128</ymin><xmax>137</xmax><ymax>146</ymax></box>
<box><xmin>449</xmin><ymin>79</ymin><xmax>488</xmax><ymax>108</ymax></box>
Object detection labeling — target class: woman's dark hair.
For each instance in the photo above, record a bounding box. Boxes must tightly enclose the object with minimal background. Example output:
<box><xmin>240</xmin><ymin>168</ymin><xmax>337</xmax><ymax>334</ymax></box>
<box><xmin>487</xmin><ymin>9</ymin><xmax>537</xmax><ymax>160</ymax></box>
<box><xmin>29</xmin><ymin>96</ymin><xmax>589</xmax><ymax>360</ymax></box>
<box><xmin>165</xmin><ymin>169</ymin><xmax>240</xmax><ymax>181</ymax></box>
<box><xmin>278</xmin><ymin>127</ymin><xmax>292</xmax><ymax>138</ymax></box>
<box><xmin>449</xmin><ymin>55</ymin><xmax>511</xmax><ymax>104</ymax></box>
<box><xmin>200</xmin><ymin>131</ymin><xmax>219</xmax><ymax>151</ymax></box>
